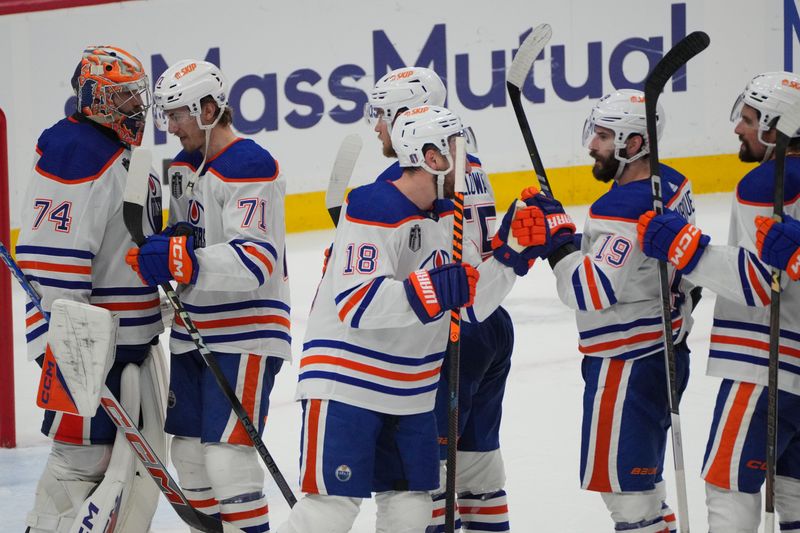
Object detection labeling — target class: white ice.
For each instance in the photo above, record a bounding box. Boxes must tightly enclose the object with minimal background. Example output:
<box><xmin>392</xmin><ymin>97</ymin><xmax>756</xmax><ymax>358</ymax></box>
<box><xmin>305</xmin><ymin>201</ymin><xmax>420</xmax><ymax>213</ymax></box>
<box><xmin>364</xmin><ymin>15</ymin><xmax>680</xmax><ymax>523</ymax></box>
<box><xmin>0</xmin><ymin>192</ymin><xmax>765</xmax><ymax>531</ymax></box>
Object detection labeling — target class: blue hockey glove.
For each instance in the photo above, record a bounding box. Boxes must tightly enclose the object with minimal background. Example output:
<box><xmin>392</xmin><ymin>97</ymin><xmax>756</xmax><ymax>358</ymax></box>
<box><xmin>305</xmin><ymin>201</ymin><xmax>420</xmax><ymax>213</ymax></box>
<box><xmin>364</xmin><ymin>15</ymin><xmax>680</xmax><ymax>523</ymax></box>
<box><xmin>126</xmin><ymin>234</ymin><xmax>199</xmax><ymax>286</ymax></box>
<box><xmin>404</xmin><ymin>263</ymin><xmax>479</xmax><ymax>324</ymax></box>
<box><xmin>492</xmin><ymin>199</ymin><xmax>548</xmax><ymax>275</ymax></box>
<box><xmin>756</xmin><ymin>214</ymin><xmax>800</xmax><ymax>281</ymax></box>
<box><xmin>161</xmin><ymin>221</ymin><xmax>195</xmax><ymax>238</ymax></box>
<box><xmin>637</xmin><ymin>209</ymin><xmax>710</xmax><ymax>274</ymax></box>
<box><xmin>518</xmin><ymin>187</ymin><xmax>576</xmax><ymax>259</ymax></box>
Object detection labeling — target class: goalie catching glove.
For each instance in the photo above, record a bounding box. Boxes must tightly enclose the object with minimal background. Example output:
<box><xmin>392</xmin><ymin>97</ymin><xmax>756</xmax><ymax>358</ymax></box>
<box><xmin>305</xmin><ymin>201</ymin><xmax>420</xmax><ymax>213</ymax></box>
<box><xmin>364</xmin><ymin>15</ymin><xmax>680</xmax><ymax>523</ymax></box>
<box><xmin>637</xmin><ymin>209</ymin><xmax>710</xmax><ymax>274</ymax></box>
<box><xmin>126</xmin><ymin>233</ymin><xmax>198</xmax><ymax>286</ymax></box>
<box><xmin>404</xmin><ymin>263</ymin><xmax>479</xmax><ymax>324</ymax></box>
<box><xmin>755</xmin><ymin>214</ymin><xmax>800</xmax><ymax>281</ymax></box>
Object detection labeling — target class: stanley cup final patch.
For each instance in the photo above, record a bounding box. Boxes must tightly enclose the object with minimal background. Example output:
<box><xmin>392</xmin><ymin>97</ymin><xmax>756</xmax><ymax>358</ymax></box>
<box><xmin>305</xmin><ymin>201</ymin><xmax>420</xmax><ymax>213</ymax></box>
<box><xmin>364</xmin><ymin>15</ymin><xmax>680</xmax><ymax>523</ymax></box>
<box><xmin>171</xmin><ymin>170</ymin><xmax>184</xmax><ymax>198</ymax></box>
<box><xmin>409</xmin><ymin>224</ymin><xmax>422</xmax><ymax>252</ymax></box>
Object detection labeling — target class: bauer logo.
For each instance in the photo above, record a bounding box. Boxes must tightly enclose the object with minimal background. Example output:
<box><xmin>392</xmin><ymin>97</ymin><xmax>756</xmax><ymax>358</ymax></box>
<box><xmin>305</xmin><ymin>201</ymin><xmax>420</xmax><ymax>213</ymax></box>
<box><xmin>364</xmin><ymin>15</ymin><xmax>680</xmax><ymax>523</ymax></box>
<box><xmin>335</xmin><ymin>465</ymin><xmax>352</xmax><ymax>482</ymax></box>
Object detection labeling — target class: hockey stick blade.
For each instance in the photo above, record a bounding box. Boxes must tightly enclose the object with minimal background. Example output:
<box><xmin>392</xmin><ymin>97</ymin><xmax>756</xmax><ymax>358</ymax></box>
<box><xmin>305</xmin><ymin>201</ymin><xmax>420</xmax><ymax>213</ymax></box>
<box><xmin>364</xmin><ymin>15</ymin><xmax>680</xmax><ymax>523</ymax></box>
<box><xmin>644</xmin><ymin>31</ymin><xmax>710</xmax><ymax>102</ymax></box>
<box><xmin>123</xmin><ymin>148</ymin><xmax>153</xmax><ymax>246</ymax></box>
<box><xmin>506</xmin><ymin>23</ymin><xmax>552</xmax><ymax>89</ymax></box>
<box><xmin>506</xmin><ymin>23</ymin><xmax>554</xmax><ymax>196</ymax></box>
<box><xmin>327</xmin><ymin>134</ymin><xmax>362</xmax><ymax>225</ymax></box>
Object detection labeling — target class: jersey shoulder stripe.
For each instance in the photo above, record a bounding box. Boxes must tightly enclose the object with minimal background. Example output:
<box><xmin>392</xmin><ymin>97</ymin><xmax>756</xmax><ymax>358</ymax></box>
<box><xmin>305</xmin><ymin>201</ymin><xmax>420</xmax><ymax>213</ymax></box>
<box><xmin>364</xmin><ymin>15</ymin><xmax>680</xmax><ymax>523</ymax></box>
<box><xmin>373</xmin><ymin>154</ymin><xmax>482</xmax><ymax>185</ymax></box>
<box><xmin>736</xmin><ymin>158</ymin><xmax>800</xmax><ymax>206</ymax></box>
<box><xmin>207</xmin><ymin>138</ymin><xmax>280</xmax><ymax>182</ymax></box>
<box><xmin>35</xmin><ymin>117</ymin><xmax>124</xmax><ymax>184</ymax></box>
<box><xmin>346</xmin><ymin>180</ymin><xmax>448</xmax><ymax>227</ymax></box>
<box><xmin>590</xmin><ymin>164</ymin><xmax>687</xmax><ymax>221</ymax></box>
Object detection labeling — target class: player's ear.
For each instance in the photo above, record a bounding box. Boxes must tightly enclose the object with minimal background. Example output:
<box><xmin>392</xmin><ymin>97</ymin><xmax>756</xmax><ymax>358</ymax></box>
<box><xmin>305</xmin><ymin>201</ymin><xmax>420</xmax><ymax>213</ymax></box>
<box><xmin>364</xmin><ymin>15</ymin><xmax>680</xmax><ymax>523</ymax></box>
<box><xmin>423</xmin><ymin>144</ymin><xmax>443</xmax><ymax>170</ymax></box>
<box><xmin>626</xmin><ymin>134</ymin><xmax>644</xmax><ymax>157</ymax></box>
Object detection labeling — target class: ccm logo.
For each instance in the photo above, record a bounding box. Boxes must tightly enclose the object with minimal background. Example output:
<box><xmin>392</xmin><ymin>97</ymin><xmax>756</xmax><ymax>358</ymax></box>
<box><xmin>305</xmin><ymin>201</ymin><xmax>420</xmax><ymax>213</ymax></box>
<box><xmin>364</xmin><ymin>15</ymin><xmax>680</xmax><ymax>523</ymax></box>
<box><xmin>39</xmin><ymin>359</ymin><xmax>56</xmax><ymax>404</ymax></box>
<box><xmin>782</xmin><ymin>79</ymin><xmax>800</xmax><ymax>91</ymax></box>
<box><xmin>171</xmin><ymin>239</ymin><xmax>186</xmax><ymax>279</ymax></box>
<box><xmin>669</xmin><ymin>225</ymin><xmax>700</xmax><ymax>266</ymax></box>
<box><xmin>174</xmin><ymin>63</ymin><xmax>197</xmax><ymax>80</ymax></box>
<box><xmin>746</xmin><ymin>460</ymin><xmax>768</xmax><ymax>471</ymax></box>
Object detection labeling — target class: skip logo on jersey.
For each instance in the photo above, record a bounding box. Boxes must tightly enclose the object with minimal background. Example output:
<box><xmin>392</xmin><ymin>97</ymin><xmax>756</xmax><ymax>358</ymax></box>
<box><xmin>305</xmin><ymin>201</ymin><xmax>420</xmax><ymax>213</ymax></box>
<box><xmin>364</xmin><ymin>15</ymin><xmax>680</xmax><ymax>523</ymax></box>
<box><xmin>409</xmin><ymin>224</ymin><xmax>422</xmax><ymax>252</ymax></box>
<box><xmin>668</xmin><ymin>224</ymin><xmax>702</xmax><ymax>269</ymax></box>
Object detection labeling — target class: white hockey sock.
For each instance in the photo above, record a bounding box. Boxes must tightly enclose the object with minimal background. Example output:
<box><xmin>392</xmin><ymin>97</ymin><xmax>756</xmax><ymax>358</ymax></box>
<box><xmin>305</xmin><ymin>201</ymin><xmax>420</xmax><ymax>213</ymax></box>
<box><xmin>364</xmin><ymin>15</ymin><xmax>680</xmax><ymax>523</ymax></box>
<box><xmin>660</xmin><ymin>501</ymin><xmax>676</xmax><ymax>533</ymax></box>
<box><xmin>427</xmin><ymin>491</ymin><xmax>461</xmax><ymax>532</ymax></box>
<box><xmin>776</xmin><ymin>475</ymin><xmax>800</xmax><ymax>533</ymax></box>
<box><xmin>219</xmin><ymin>491</ymin><xmax>269</xmax><ymax>533</ymax></box>
<box><xmin>171</xmin><ymin>437</ymin><xmax>221</xmax><ymax>522</ymax></box>
<box><xmin>459</xmin><ymin>490</ymin><xmax>510</xmax><ymax>533</ymax></box>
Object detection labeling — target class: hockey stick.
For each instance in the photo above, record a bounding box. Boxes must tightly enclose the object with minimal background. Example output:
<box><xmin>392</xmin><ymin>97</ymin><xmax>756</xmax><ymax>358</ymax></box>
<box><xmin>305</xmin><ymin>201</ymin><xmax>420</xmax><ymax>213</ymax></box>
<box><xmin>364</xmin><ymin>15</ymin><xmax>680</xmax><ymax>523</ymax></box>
<box><xmin>326</xmin><ymin>134</ymin><xmax>362</xmax><ymax>225</ymax></box>
<box><xmin>644</xmin><ymin>30</ymin><xmax>710</xmax><ymax>533</ymax></box>
<box><xmin>445</xmin><ymin>137</ymin><xmax>467</xmax><ymax>533</ymax></box>
<box><xmin>0</xmin><ymin>241</ymin><xmax>240</xmax><ymax>533</ymax></box>
<box><xmin>506</xmin><ymin>23</ymin><xmax>553</xmax><ymax>197</ymax></box>
<box><xmin>764</xmin><ymin>105</ymin><xmax>800</xmax><ymax>532</ymax></box>
<box><xmin>123</xmin><ymin>148</ymin><xmax>298</xmax><ymax>507</ymax></box>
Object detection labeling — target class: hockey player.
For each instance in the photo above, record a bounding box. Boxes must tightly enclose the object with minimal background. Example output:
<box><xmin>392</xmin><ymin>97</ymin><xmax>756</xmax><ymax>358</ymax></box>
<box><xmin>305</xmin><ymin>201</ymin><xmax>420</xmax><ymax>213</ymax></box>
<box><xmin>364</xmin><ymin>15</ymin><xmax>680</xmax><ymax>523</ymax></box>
<box><xmin>17</xmin><ymin>45</ymin><xmax>166</xmax><ymax>532</ymax></box>
<box><xmin>638</xmin><ymin>72</ymin><xmax>800</xmax><ymax>533</ymax></box>
<box><xmin>126</xmin><ymin>59</ymin><xmax>290</xmax><ymax>532</ymax></box>
<box><xmin>513</xmin><ymin>89</ymin><xmax>697</xmax><ymax>533</ymax></box>
<box><xmin>365</xmin><ymin>67</ymin><xmax>514</xmax><ymax>533</ymax></box>
<box><xmin>276</xmin><ymin>105</ymin><xmax>540</xmax><ymax>533</ymax></box>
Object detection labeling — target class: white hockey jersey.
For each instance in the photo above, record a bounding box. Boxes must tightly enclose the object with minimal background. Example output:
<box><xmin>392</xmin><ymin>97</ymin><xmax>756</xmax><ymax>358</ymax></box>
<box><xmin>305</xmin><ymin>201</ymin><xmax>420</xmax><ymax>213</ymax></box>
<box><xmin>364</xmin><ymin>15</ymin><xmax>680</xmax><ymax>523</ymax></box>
<box><xmin>685</xmin><ymin>157</ymin><xmax>800</xmax><ymax>394</ymax></box>
<box><xmin>552</xmin><ymin>165</ymin><xmax>696</xmax><ymax>359</ymax></box>
<box><xmin>296</xmin><ymin>178</ymin><xmax>515</xmax><ymax>415</ymax></box>
<box><xmin>17</xmin><ymin>115</ymin><xmax>164</xmax><ymax>360</ymax></box>
<box><xmin>166</xmin><ymin>138</ymin><xmax>291</xmax><ymax>359</ymax></box>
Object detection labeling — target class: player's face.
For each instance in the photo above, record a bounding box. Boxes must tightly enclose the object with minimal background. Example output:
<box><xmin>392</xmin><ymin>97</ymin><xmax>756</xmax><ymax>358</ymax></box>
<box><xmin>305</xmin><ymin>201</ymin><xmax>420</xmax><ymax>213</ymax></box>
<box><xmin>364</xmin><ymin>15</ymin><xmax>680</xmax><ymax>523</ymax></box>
<box><xmin>165</xmin><ymin>106</ymin><xmax>204</xmax><ymax>152</ymax></box>
<box><xmin>734</xmin><ymin>104</ymin><xmax>767</xmax><ymax>163</ymax></box>
<box><xmin>374</xmin><ymin>113</ymin><xmax>397</xmax><ymax>158</ymax></box>
<box><xmin>587</xmin><ymin>125</ymin><xmax>620</xmax><ymax>183</ymax></box>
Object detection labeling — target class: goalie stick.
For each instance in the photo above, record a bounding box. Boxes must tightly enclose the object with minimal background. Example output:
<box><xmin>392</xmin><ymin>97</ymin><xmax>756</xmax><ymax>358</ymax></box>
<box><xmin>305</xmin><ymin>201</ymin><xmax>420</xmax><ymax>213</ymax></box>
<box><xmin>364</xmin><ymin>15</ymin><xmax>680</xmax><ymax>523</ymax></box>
<box><xmin>0</xmin><ymin>241</ymin><xmax>241</xmax><ymax>533</ymax></box>
<box><xmin>123</xmin><ymin>148</ymin><xmax>297</xmax><ymax>507</ymax></box>
<box><xmin>444</xmin><ymin>136</ymin><xmax>467</xmax><ymax>533</ymax></box>
<box><xmin>763</xmin><ymin>105</ymin><xmax>800</xmax><ymax>532</ymax></box>
<box><xmin>506</xmin><ymin>23</ymin><xmax>553</xmax><ymax>197</ymax></box>
<box><xmin>326</xmin><ymin>134</ymin><xmax>362</xmax><ymax>226</ymax></box>
<box><xmin>644</xmin><ymin>30</ymin><xmax>710</xmax><ymax>533</ymax></box>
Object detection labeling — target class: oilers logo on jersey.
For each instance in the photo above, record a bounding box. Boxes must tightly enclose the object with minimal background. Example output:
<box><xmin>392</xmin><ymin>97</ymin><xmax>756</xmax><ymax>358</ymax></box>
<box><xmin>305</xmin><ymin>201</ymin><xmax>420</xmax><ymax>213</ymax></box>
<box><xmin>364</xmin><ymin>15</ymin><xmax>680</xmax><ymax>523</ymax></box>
<box><xmin>420</xmin><ymin>249</ymin><xmax>449</xmax><ymax>270</ymax></box>
<box><xmin>186</xmin><ymin>199</ymin><xmax>206</xmax><ymax>247</ymax></box>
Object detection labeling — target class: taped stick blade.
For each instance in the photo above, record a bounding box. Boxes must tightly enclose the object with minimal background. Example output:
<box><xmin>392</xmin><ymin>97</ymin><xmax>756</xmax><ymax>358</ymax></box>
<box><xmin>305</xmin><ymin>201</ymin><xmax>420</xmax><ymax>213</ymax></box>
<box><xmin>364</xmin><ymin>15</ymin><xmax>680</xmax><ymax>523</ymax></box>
<box><xmin>507</xmin><ymin>23</ymin><xmax>552</xmax><ymax>89</ymax></box>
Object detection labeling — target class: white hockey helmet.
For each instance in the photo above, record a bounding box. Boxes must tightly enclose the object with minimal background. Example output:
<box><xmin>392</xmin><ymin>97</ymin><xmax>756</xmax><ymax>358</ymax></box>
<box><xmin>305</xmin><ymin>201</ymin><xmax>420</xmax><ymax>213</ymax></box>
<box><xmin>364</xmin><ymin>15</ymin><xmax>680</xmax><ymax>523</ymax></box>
<box><xmin>153</xmin><ymin>59</ymin><xmax>228</xmax><ymax>131</ymax></box>
<box><xmin>582</xmin><ymin>89</ymin><xmax>665</xmax><ymax>165</ymax></box>
<box><xmin>731</xmin><ymin>72</ymin><xmax>800</xmax><ymax>146</ymax></box>
<box><xmin>392</xmin><ymin>105</ymin><xmax>476</xmax><ymax>170</ymax></box>
<box><xmin>365</xmin><ymin>67</ymin><xmax>447</xmax><ymax>127</ymax></box>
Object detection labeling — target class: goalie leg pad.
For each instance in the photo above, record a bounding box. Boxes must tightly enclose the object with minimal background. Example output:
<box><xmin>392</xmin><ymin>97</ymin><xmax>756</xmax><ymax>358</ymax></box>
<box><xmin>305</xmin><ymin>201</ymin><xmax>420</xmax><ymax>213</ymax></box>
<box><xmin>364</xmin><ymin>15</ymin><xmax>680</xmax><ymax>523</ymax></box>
<box><xmin>26</xmin><ymin>442</ymin><xmax>111</xmax><ymax>532</ymax></box>
<box><xmin>776</xmin><ymin>475</ymin><xmax>800</xmax><ymax>532</ymax></box>
<box><xmin>375</xmin><ymin>490</ymin><xmax>432</xmax><ymax>533</ymax></box>
<box><xmin>205</xmin><ymin>443</ymin><xmax>269</xmax><ymax>532</ymax></box>
<box><xmin>600</xmin><ymin>487</ymin><xmax>667</xmax><ymax>532</ymax></box>
<box><xmin>172</xmin><ymin>436</ymin><xmax>220</xmax><ymax>519</ymax></box>
<box><xmin>276</xmin><ymin>494</ymin><xmax>361</xmax><ymax>533</ymax></box>
<box><xmin>705</xmin><ymin>482</ymin><xmax>759</xmax><ymax>533</ymax></box>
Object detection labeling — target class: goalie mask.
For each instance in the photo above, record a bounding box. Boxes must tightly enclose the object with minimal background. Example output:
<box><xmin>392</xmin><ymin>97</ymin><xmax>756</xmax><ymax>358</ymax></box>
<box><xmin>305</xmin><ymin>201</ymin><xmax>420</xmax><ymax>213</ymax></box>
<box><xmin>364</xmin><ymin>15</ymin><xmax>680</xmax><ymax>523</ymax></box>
<box><xmin>153</xmin><ymin>60</ymin><xmax>228</xmax><ymax>132</ymax></box>
<box><xmin>73</xmin><ymin>46</ymin><xmax>151</xmax><ymax>146</ymax></box>
<box><xmin>582</xmin><ymin>89</ymin><xmax>665</xmax><ymax>180</ymax></box>
<box><xmin>391</xmin><ymin>105</ymin><xmax>476</xmax><ymax>198</ymax></box>
<box><xmin>730</xmin><ymin>71</ymin><xmax>800</xmax><ymax>161</ymax></box>
<box><xmin>365</xmin><ymin>67</ymin><xmax>447</xmax><ymax>127</ymax></box>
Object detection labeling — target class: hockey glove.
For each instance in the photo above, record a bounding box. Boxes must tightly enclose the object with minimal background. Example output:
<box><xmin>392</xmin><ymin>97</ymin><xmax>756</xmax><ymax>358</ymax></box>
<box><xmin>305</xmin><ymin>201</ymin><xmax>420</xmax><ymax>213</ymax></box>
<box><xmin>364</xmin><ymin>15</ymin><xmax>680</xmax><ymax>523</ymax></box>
<box><xmin>126</xmin><ymin>234</ymin><xmax>199</xmax><ymax>286</ymax></box>
<box><xmin>404</xmin><ymin>263</ymin><xmax>479</xmax><ymax>324</ymax></box>
<box><xmin>755</xmin><ymin>214</ymin><xmax>800</xmax><ymax>281</ymax></box>
<box><xmin>161</xmin><ymin>221</ymin><xmax>195</xmax><ymax>238</ymax></box>
<box><xmin>517</xmin><ymin>187</ymin><xmax>576</xmax><ymax>258</ymax></box>
<box><xmin>637</xmin><ymin>209</ymin><xmax>710</xmax><ymax>274</ymax></box>
<box><xmin>491</xmin><ymin>199</ymin><xmax>548</xmax><ymax>275</ymax></box>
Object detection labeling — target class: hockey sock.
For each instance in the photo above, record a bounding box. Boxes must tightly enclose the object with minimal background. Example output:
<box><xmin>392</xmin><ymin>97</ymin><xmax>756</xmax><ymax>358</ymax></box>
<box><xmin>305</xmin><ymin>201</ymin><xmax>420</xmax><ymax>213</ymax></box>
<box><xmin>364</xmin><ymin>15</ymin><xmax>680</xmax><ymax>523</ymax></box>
<box><xmin>426</xmin><ymin>491</ymin><xmax>461</xmax><ymax>533</ymax></box>
<box><xmin>219</xmin><ymin>491</ymin><xmax>269</xmax><ymax>533</ymax></box>
<box><xmin>459</xmin><ymin>490</ymin><xmax>510</xmax><ymax>533</ymax></box>
<box><xmin>660</xmin><ymin>501</ymin><xmax>676</xmax><ymax>533</ymax></box>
